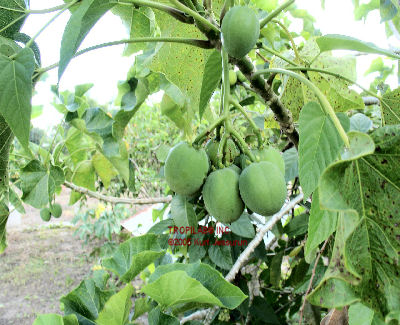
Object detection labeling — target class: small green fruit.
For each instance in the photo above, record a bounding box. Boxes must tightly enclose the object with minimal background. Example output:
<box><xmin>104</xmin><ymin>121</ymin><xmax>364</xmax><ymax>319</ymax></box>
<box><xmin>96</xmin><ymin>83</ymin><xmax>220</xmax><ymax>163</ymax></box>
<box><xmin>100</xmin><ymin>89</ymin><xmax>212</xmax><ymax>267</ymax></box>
<box><xmin>228</xmin><ymin>164</ymin><xmax>241</xmax><ymax>174</ymax></box>
<box><xmin>229</xmin><ymin>70</ymin><xmax>237</xmax><ymax>86</ymax></box>
<box><xmin>51</xmin><ymin>203</ymin><xmax>62</xmax><ymax>218</ymax></box>
<box><xmin>239</xmin><ymin>161</ymin><xmax>286</xmax><ymax>216</ymax></box>
<box><xmin>203</xmin><ymin>168</ymin><xmax>244</xmax><ymax>224</ymax></box>
<box><xmin>256</xmin><ymin>147</ymin><xmax>285</xmax><ymax>175</ymax></box>
<box><xmin>205</xmin><ymin>139</ymin><xmax>219</xmax><ymax>167</ymax></box>
<box><xmin>237</xmin><ymin>71</ymin><xmax>246</xmax><ymax>83</ymax></box>
<box><xmin>221</xmin><ymin>6</ymin><xmax>260</xmax><ymax>58</ymax></box>
<box><xmin>164</xmin><ymin>142</ymin><xmax>209</xmax><ymax>196</ymax></box>
<box><xmin>40</xmin><ymin>208</ymin><xmax>51</xmax><ymax>222</ymax></box>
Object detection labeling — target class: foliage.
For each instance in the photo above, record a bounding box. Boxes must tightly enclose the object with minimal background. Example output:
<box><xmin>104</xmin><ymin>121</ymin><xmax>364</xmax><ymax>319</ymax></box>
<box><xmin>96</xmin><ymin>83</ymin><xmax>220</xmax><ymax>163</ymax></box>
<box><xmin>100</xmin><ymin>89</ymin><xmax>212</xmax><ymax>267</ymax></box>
<box><xmin>0</xmin><ymin>0</ymin><xmax>399</xmax><ymax>324</ymax></box>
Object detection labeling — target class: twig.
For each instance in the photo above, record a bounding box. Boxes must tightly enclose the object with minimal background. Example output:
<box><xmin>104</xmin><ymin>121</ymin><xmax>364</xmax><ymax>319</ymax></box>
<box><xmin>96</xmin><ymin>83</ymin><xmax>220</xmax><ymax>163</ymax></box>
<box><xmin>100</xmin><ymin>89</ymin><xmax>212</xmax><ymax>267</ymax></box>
<box><xmin>298</xmin><ymin>236</ymin><xmax>331</xmax><ymax>325</ymax></box>
<box><xmin>64</xmin><ymin>181</ymin><xmax>172</xmax><ymax>205</ymax></box>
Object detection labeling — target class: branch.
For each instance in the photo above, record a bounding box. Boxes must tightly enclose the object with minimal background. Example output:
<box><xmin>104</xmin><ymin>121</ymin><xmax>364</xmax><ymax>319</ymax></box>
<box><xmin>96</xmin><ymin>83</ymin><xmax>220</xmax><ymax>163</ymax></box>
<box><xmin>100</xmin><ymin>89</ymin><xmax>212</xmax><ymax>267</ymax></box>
<box><xmin>64</xmin><ymin>181</ymin><xmax>172</xmax><ymax>205</ymax></box>
<box><xmin>231</xmin><ymin>56</ymin><xmax>300</xmax><ymax>148</ymax></box>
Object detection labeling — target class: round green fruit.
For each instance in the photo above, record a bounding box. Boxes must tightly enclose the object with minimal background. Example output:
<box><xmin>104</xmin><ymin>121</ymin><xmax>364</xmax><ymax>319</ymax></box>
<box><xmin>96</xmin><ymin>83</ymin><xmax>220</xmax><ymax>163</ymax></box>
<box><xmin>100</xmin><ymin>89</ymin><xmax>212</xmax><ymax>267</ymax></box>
<box><xmin>205</xmin><ymin>139</ymin><xmax>219</xmax><ymax>166</ymax></box>
<box><xmin>221</xmin><ymin>6</ymin><xmax>260</xmax><ymax>58</ymax></box>
<box><xmin>40</xmin><ymin>208</ymin><xmax>51</xmax><ymax>222</ymax></box>
<box><xmin>237</xmin><ymin>71</ymin><xmax>246</xmax><ymax>83</ymax></box>
<box><xmin>203</xmin><ymin>168</ymin><xmax>244</xmax><ymax>224</ymax></box>
<box><xmin>256</xmin><ymin>147</ymin><xmax>285</xmax><ymax>175</ymax></box>
<box><xmin>228</xmin><ymin>164</ymin><xmax>241</xmax><ymax>174</ymax></box>
<box><xmin>164</xmin><ymin>142</ymin><xmax>209</xmax><ymax>196</ymax></box>
<box><xmin>0</xmin><ymin>0</ymin><xmax>27</xmax><ymax>38</ymax></box>
<box><xmin>51</xmin><ymin>203</ymin><xmax>62</xmax><ymax>219</ymax></box>
<box><xmin>239</xmin><ymin>161</ymin><xmax>286</xmax><ymax>216</ymax></box>
<box><xmin>229</xmin><ymin>70</ymin><xmax>237</xmax><ymax>85</ymax></box>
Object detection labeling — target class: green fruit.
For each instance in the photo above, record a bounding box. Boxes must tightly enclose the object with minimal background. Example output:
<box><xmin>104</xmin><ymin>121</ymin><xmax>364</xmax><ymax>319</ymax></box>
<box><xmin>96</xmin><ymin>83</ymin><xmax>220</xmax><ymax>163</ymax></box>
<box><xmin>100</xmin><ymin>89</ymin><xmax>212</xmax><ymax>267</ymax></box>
<box><xmin>229</xmin><ymin>70</ymin><xmax>237</xmax><ymax>85</ymax></box>
<box><xmin>0</xmin><ymin>0</ymin><xmax>27</xmax><ymax>38</ymax></box>
<box><xmin>256</xmin><ymin>147</ymin><xmax>285</xmax><ymax>175</ymax></box>
<box><xmin>165</xmin><ymin>142</ymin><xmax>209</xmax><ymax>196</ymax></box>
<box><xmin>229</xmin><ymin>164</ymin><xmax>241</xmax><ymax>174</ymax></box>
<box><xmin>237</xmin><ymin>71</ymin><xmax>246</xmax><ymax>83</ymax></box>
<box><xmin>51</xmin><ymin>203</ymin><xmax>62</xmax><ymax>218</ymax></box>
<box><xmin>205</xmin><ymin>139</ymin><xmax>219</xmax><ymax>166</ymax></box>
<box><xmin>203</xmin><ymin>168</ymin><xmax>244</xmax><ymax>224</ymax></box>
<box><xmin>221</xmin><ymin>6</ymin><xmax>260</xmax><ymax>58</ymax></box>
<box><xmin>239</xmin><ymin>161</ymin><xmax>286</xmax><ymax>216</ymax></box>
<box><xmin>40</xmin><ymin>208</ymin><xmax>51</xmax><ymax>222</ymax></box>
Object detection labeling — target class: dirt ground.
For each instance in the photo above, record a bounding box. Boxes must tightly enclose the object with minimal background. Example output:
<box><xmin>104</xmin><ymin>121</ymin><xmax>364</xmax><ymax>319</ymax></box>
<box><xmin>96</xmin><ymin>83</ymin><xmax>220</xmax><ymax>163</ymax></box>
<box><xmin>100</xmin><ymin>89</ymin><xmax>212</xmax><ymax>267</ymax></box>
<box><xmin>0</xmin><ymin>187</ymin><xmax>146</xmax><ymax>325</ymax></box>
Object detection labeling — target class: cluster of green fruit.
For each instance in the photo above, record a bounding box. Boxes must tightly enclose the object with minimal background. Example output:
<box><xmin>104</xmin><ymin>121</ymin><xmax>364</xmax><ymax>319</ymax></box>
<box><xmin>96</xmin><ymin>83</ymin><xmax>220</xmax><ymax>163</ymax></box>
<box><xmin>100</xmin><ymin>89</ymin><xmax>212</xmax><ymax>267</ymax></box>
<box><xmin>40</xmin><ymin>204</ymin><xmax>62</xmax><ymax>222</ymax></box>
<box><xmin>164</xmin><ymin>141</ymin><xmax>286</xmax><ymax>224</ymax></box>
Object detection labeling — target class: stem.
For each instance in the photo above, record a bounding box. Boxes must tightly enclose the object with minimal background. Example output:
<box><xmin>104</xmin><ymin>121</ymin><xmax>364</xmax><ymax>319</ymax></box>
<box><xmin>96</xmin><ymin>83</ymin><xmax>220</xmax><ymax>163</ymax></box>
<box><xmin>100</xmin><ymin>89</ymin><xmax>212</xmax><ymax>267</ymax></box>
<box><xmin>34</xmin><ymin>37</ymin><xmax>212</xmax><ymax>78</ymax></box>
<box><xmin>230</xmin><ymin>99</ymin><xmax>263</xmax><ymax>148</ymax></box>
<box><xmin>184</xmin><ymin>0</ymin><xmax>196</xmax><ymax>11</ymax></box>
<box><xmin>230</xmin><ymin>128</ymin><xmax>256</xmax><ymax>162</ymax></box>
<box><xmin>261</xmin><ymin>44</ymin><xmax>298</xmax><ymax>66</ymax></box>
<box><xmin>26</xmin><ymin>4</ymin><xmax>72</xmax><ymax>14</ymax></box>
<box><xmin>259</xmin><ymin>0</ymin><xmax>295</xmax><ymax>29</ymax></box>
<box><xmin>217</xmin><ymin>133</ymin><xmax>228</xmax><ymax>168</ymax></box>
<box><xmin>120</xmin><ymin>0</ymin><xmax>194</xmax><ymax>24</ymax></box>
<box><xmin>272</xmin><ymin>19</ymin><xmax>301</xmax><ymax>62</ymax></box>
<box><xmin>192</xmin><ymin>115</ymin><xmax>226</xmax><ymax>144</ymax></box>
<box><xmin>169</xmin><ymin>0</ymin><xmax>220</xmax><ymax>33</ymax></box>
<box><xmin>254</xmin><ymin>68</ymin><xmax>350</xmax><ymax>148</ymax></box>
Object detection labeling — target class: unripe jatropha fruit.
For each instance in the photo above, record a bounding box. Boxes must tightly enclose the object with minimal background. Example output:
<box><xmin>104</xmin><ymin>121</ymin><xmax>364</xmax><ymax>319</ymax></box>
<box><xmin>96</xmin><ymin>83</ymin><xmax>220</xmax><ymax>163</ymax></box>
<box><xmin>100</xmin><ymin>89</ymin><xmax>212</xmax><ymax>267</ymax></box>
<box><xmin>51</xmin><ymin>203</ymin><xmax>62</xmax><ymax>219</ymax></box>
<box><xmin>205</xmin><ymin>139</ymin><xmax>219</xmax><ymax>166</ymax></box>
<box><xmin>239</xmin><ymin>161</ymin><xmax>286</xmax><ymax>216</ymax></box>
<box><xmin>40</xmin><ymin>208</ymin><xmax>51</xmax><ymax>222</ymax></box>
<box><xmin>221</xmin><ymin>6</ymin><xmax>260</xmax><ymax>58</ymax></box>
<box><xmin>203</xmin><ymin>168</ymin><xmax>244</xmax><ymax>224</ymax></box>
<box><xmin>164</xmin><ymin>142</ymin><xmax>209</xmax><ymax>196</ymax></box>
<box><xmin>229</xmin><ymin>70</ymin><xmax>237</xmax><ymax>85</ymax></box>
<box><xmin>0</xmin><ymin>0</ymin><xmax>27</xmax><ymax>38</ymax></box>
<box><xmin>256</xmin><ymin>147</ymin><xmax>285</xmax><ymax>175</ymax></box>
<box><xmin>229</xmin><ymin>164</ymin><xmax>241</xmax><ymax>175</ymax></box>
<box><xmin>237</xmin><ymin>71</ymin><xmax>246</xmax><ymax>83</ymax></box>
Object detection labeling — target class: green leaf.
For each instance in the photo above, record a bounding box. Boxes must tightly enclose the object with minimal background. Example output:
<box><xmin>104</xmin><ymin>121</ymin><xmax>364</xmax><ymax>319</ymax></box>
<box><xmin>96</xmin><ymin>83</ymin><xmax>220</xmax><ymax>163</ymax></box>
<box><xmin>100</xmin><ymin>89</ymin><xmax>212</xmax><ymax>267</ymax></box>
<box><xmin>102</xmin><ymin>234</ymin><xmax>166</xmax><ymax>283</ymax></box>
<box><xmin>33</xmin><ymin>314</ymin><xmax>79</xmax><ymax>325</ymax></box>
<box><xmin>59</xmin><ymin>0</ymin><xmax>115</xmax><ymax>80</ymax></box>
<box><xmin>69</xmin><ymin>160</ymin><xmax>95</xmax><ymax>205</ymax></box>
<box><xmin>143</xmin><ymin>270</ymin><xmax>225</xmax><ymax>307</ymax></box>
<box><xmin>21</xmin><ymin>160</ymin><xmax>65</xmax><ymax>209</ymax></box>
<box><xmin>381</xmin><ymin>87</ymin><xmax>400</xmax><ymax>125</ymax></box>
<box><xmin>283</xmin><ymin>147</ymin><xmax>298</xmax><ymax>182</ymax></box>
<box><xmin>148</xmin><ymin>306</ymin><xmax>179</xmax><ymax>325</ymax></box>
<box><xmin>380</xmin><ymin>0</ymin><xmax>398</xmax><ymax>22</ymax></box>
<box><xmin>132</xmin><ymin>297</ymin><xmax>152</xmax><ymax>320</ymax></box>
<box><xmin>0</xmin><ymin>48</ymin><xmax>35</xmax><ymax>148</ymax></box>
<box><xmin>148</xmin><ymin>262</ymin><xmax>247</xmax><ymax>309</ymax></box>
<box><xmin>350</xmin><ymin>113</ymin><xmax>373</xmax><ymax>133</ymax></box>
<box><xmin>9</xmin><ymin>185</ymin><xmax>25</xmax><ymax>214</ymax></box>
<box><xmin>284</xmin><ymin>213</ymin><xmax>309</xmax><ymax>237</ymax></box>
<box><xmin>316</xmin><ymin>34</ymin><xmax>400</xmax><ymax>59</ymax></box>
<box><xmin>170</xmin><ymin>195</ymin><xmax>197</xmax><ymax>229</ymax></box>
<box><xmin>229</xmin><ymin>212</ymin><xmax>255</xmax><ymax>238</ymax></box>
<box><xmin>147</xmin><ymin>219</ymin><xmax>174</xmax><ymax>235</ymax></box>
<box><xmin>304</xmin><ymin>189</ymin><xmax>337</xmax><ymax>263</ymax></box>
<box><xmin>348</xmin><ymin>303</ymin><xmax>375</xmax><ymax>325</ymax></box>
<box><xmin>208</xmin><ymin>243</ymin><xmax>233</xmax><ymax>270</ymax></box>
<box><xmin>102</xmin><ymin>136</ymin><xmax>129</xmax><ymax>184</ymax></box>
<box><xmin>298</xmin><ymin>102</ymin><xmax>345</xmax><ymax>198</ymax></box>
<box><xmin>92</xmin><ymin>152</ymin><xmax>118</xmax><ymax>189</ymax></box>
<box><xmin>270</xmin><ymin>251</ymin><xmax>284</xmax><ymax>287</ymax></box>
<box><xmin>199</xmin><ymin>50</ymin><xmax>222</xmax><ymax>119</ymax></box>
<box><xmin>0</xmin><ymin>202</ymin><xmax>8</xmax><ymax>254</ymax></box>
<box><xmin>65</xmin><ymin>127</ymin><xmax>93</xmax><ymax>166</ymax></box>
<box><xmin>61</xmin><ymin>278</ymin><xmax>114</xmax><ymax>325</ymax></box>
<box><xmin>341</xmin><ymin>131</ymin><xmax>375</xmax><ymax>161</ymax></box>
<box><xmin>188</xmin><ymin>233</ymin><xmax>206</xmax><ymax>263</ymax></box>
<box><xmin>315</xmin><ymin>125</ymin><xmax>400</xmax><ymax>316</ymax></box>
<box><xmin>96</xmin><ymin>284</ymin><xmax>134</xmax><ymax>325</ymax></box>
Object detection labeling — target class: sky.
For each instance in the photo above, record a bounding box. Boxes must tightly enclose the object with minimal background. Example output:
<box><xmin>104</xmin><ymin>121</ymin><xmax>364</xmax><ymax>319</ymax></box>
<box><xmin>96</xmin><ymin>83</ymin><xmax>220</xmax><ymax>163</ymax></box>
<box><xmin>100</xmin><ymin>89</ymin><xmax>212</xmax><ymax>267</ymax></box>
<box><xmin>22</xmin><ymin>0</ymin><xmax>399</xmax><ymax>129</ymax></box>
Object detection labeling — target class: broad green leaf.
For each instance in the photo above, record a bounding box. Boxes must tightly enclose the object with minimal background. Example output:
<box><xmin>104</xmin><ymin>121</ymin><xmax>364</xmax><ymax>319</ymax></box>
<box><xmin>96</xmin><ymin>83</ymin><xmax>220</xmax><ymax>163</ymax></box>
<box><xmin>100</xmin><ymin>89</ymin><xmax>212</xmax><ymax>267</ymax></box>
<box><xmin>229</xmin><ymin>212</ymin><xmax>255</xmax><ymax>238</ymax></box>
<box><xmin>148</xmin><ymin>306</ymin><xmax>179</xmax><ymax>325</ymax></box>
<box><xmin>0</xmin><ymin>202</ymin><xmax>9</xmax><ymax>254</ymax></box>
<box><xmin>354</xmin><ymin>0</ymin><xmax>379</xmax><ymax>20</ymax></box>
<box><xmin>350</xmin><ymin>113</ymin><xmax>373</xmax><ymax>133</ymax></box>
<box><xmin>381</xmin><ymin>87</ymin><xmax>400</xmax><ymax>125</ymax></box>
<box><xmin>170</xmin><ymin>195</ymin><xmax>197</xmax><ymax>229</ymax></box>
<box><xmin>102</xmin><ymin>135</ymin><xmax>129</xmax><ymax>184</ymax></box>
<box><xmin>9</xmin><ymin>186</ymin><xmax>25</xmax><ymax>214</ymax></box>
<box><xmin>65</xmin><ymin>127</ymin><xmax>93</xmax><ymax>166</ymax></box>
<box><xmin>61</xmin><ymin>278</ymin><xmax>114</xmax><ymax>325</ymax></box>
<box><xmin>0</xmin><ymin>48</ymin><xmax>35</xmax><ymax>148</ymax></box>
<box><xmin>316</xmin><ymin>34</ymin><xmax>400</xmax><ymax>59</ymax></box>
<box><xmin>96</xmin><ymin>284</ymin><xmax>134</xmax><ymax>325</ymax></box>
<box><xmin>21</xmin><ymin>160</ymin><xmax>65</xmax><ymax>209</ymax></box>
<box><xmin>348</xmin><ymin>303</ymin><xmax>375</xmax><ymax>325</ymax></box>
<box><xmin>304</xmin><ymin>189</ymin><xmax>337</xmax><ymax>263</ymax></box>
<box><xmin>102</xmin><ymin>234</ymin><xmax>166</xmax><ymax>283</ymax></box>
<box><xmin>59</xmin><ymin>0</ymin><xmax>115</xmax><ymax>80</ymax></box>
<box><xmin>199</xmin><ymin>50</ymin><xmax>222</xmax><ymax>119</ymax></box>
<box><xmin>341</xmin><ymin>131</ymin><xmax>375</xmax><ymax>161</ymax></box>
<box><xmin>315</xmin><ymin>125</ymin><xmax>400</xmax><ymax>316</ymax></box>
<box><xmin>143</xmin><ymin>270</ymin><xmax>224</xmax><ymax>307</ymax></box>
<box><xmin>33</xmin><ymin>314</ymin><xmax>79</xmax><ymax>325</ymax></box>
<box><xmin>69</xmin><ymin>160</ymin><xmax>95</xmax><ymax>205</ymax></box>
<box><xmin>112</xmin><ymin>6</ymin><xmax>155</xmax><ymax>56</ymax></box>
<box><xmin>147</xmin><ymin>219</ymin><xmax>175</xmax><ymax>235</ymax></box>
<box><xmin>160</xmin><ymin>93</ymin><xmax>192</xmax><ymax>136</ymax></box>
<box><xmin>282</xmin><ymin>147</ymin><xmax>298</xmax><ymax>182</ymax></box>
<box><xmin>298</xmin><ymin>102</ymin><xmax>345</xmax><ymax>198</ymax></box>
<box><xmin>270</xmin><ymin>251</ymin><xmax>284</xmax><ymax>287</ymax></box>
<box><xmin>92</xmin><ymin>152</ymin><xmax>118</xmax><ymax>189</ymax></box>
<box><xmin>188</xmin><ymin>233</ymin><xmax>206</xmax><ymax>263</ymax></box>
<box><xmin>380</xmin><ymin>0</ymin><xmax>398</xmax><ymax>22</ymax></box>
<box><xmin>148</xmin><ymin>262</ymin><xmax>247</xmax><ymax>309</ymax></box>
<box><xmin>132</xmin><ymin>297</ymin><xmax>152</xmax><ymax>320</ymax></box>
<box><xmin>208</xmin><ymin>243</ymin><xmax>233</xmax><ymax>270</ymax></box>
<box><xmin>283</xmin><ymin>213</ymin><xmax>309</xmax><ymax>237</ymax></box>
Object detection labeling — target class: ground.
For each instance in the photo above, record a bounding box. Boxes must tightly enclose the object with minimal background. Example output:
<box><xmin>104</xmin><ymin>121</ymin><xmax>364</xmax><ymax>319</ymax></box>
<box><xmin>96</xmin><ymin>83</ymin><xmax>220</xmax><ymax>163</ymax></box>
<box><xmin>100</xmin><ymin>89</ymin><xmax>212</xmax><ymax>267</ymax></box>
<box><xmin>0</xmin><ymin>187</ymin><xmax>147</xmax><ymax>325</ymax></box>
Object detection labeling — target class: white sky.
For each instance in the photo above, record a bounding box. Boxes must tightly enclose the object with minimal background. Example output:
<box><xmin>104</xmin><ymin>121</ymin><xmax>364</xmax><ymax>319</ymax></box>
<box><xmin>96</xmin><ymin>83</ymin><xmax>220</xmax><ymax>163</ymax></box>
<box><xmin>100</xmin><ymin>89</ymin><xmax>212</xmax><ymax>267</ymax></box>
<box><xmin>23</xmin><ymin>0</ymin><xmax>399</xmax><ymax>129</ymax></box>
